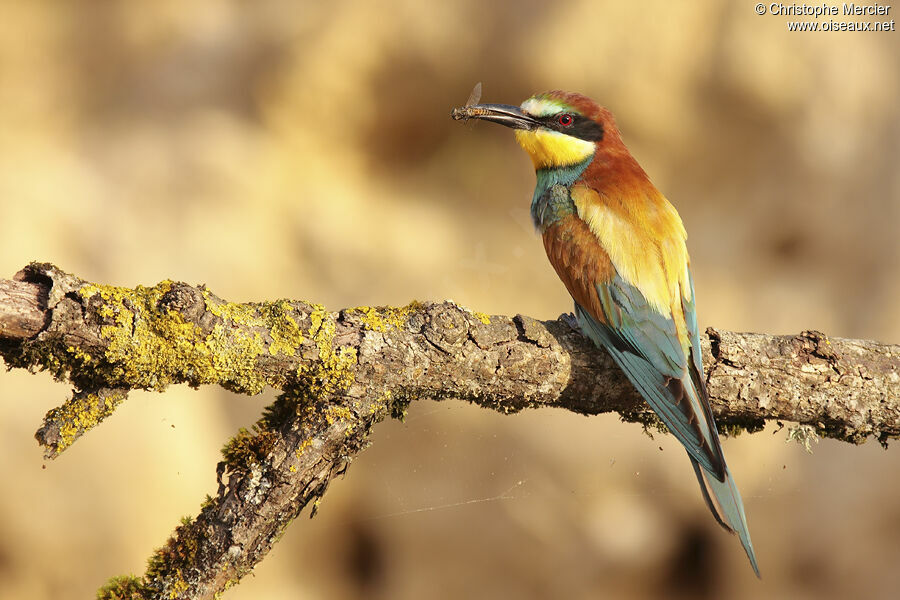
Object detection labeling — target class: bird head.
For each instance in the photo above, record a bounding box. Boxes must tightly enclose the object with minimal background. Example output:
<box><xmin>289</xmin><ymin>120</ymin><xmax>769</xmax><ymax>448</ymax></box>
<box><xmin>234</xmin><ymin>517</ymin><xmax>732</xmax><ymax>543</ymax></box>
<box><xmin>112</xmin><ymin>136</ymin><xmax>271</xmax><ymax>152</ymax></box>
<box><xmin>457</xmin><ymin>91</ymin><xmax>615</xmax><ymax>170</ymax></box>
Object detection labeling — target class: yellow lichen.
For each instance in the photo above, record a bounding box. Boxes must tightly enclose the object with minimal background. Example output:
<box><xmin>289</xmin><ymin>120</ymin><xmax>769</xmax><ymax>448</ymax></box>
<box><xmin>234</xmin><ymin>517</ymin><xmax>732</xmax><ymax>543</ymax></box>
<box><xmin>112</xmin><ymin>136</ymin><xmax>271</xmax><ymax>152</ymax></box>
<box><xmin>43</xmin><ymin>389</ymin><xmax>127</xmax><ymax>455</ymax></box>
<box><xmin>235</xmin><ymin>303</ymin><xmax>363</xmax><ymax>447</ymax></box>
<box><xmin>73</xmin><ymin>279</ymin><xmax>365</xmax><ymax>471</ymax></box>
<box><xmin>67</xmin><ymin>346</ymin><xmax>94</xmax><ymax>365</ymax></box>
<box><xmin>202</xmin><ymin>290</ymin><xmax>264</xmax><ymax>327</ymax></box>
<box><xmin>308</xmin><ymin>303</ymin><xmax>327</xmax><ymax>337</ymax></box>
<box><xmin>324</xmin><ymin>405</ymin><xmax>353</xmax><ymax>424</ymax></box>
<box><xmin>77</xmin><ymin>281</ymin><xmax>304</xmax><ymax>395</ymax></box>
<box><xmin>78</xmin><ymin>283</ymin><xmax>101</xmax><ymax>300</ymax></box>
<box><xmin>368</xmin><ymin>389</ymin><xmax>392</xmax><ymax>416</ymax></box>
<box><xmin>259</xmin><ymin>300</ymin><xmax>305</xmax><ymax>357</ymax></box>
<box><xmin>297</xmin><ymin>303</ymin><xmax>357</xmax><ymax>398</ymax></box>
<box><xmin>472</xmin><ymin>311</ymin><xmax>491</xmax><ymax>325</ymax></box>
<box><xmin>295</xmin><ymin>439</ymin><xmax>313</xmax><ymax>457</ymax></box>
<box><xmin>168</xmin><ymin>577</ymin><xmax>188</xmax><ymax>599</ymax></box>
<box><xmin>323</xmin><ymin>405</ymin><xmax>358</xmax><ymax>436</ymax></box>
<box><xmin>349</xmin><ymin>301</ymin><xmax>422</xmax><ymax>332</ymax></box>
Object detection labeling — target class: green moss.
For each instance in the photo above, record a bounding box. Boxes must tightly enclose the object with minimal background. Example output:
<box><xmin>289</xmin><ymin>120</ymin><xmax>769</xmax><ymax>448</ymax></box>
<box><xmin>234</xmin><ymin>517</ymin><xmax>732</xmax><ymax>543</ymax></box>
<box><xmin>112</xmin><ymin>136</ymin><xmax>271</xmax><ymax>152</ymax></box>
<box><xmin>200</xmin><ymin>494</ymin><xmax>216</xmax><ymax>512</ymax></box>
<box><xmin>622</xmin><ymin>407</ymin><xmax>765</xmax><ymax>441</ymax></box>
<box><xmin>3</xmin><ymin>336</ymin><xmax>67</xmax><ymax>381</ymax></box>
<box><xmin>96</xmin><ymin>575</ymin><xmax>146</xmax><ymax>600</ymax></box>
<box><xmin>390</xmin><ymin>391</ymin><xmax>412</xmax><ymax>421</ymax></box>
<box><xmin>720</xmin><ymin>419</ymin><xmax>765</xmax><ymax>438</ymax></box>
<box><xmin>221</xmin><ymin>427</ymin><xmax>279</xmax><ymax>471</ymax></box>
<box><xmin>619</xmin><ymin>408</ymin><xmax>669</xmax><ymax>437</ymax></box>
<box><xmin>41</xmin><ymin>278</ymin><xmax>367</xmax><ymax>479</ymax></box>
<box><xmin>96</xmin><ymin>511</ymin><xmax>205</xmax><ymax>599</ymax></box>
<box><xmin>143</xmin><ymin>518</ymin><xmax>204</xmax><ymax>599</ymax></box>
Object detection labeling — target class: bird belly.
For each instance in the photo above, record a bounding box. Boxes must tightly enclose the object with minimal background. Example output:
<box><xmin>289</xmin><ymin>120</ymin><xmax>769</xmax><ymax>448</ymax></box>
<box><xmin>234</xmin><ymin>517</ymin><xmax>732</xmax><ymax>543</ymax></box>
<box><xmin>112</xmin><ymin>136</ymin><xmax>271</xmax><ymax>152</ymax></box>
<box><xmin>541</xmin><ymin>214</ymin><xmax>616</xmax><ymax>322</ymax></box>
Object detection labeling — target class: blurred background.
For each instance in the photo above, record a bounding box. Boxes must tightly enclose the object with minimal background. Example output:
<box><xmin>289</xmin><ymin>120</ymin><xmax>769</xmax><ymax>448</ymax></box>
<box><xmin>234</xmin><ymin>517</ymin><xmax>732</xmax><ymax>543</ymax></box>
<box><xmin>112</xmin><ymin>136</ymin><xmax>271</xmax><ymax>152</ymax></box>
<box><xmin>1</xmin><ymin>1</ymin><xmax>899</xmax><ymax>598</ymax></box>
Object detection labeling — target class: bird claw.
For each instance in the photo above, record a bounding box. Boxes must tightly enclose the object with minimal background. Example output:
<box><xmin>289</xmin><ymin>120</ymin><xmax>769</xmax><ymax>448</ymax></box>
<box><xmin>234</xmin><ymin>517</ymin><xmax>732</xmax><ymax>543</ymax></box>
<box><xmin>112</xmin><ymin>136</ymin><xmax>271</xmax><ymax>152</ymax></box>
<box><xmin>560</xmin><ymin>312</ymin><xmax>581</xmax><ymax>333</ymax></box>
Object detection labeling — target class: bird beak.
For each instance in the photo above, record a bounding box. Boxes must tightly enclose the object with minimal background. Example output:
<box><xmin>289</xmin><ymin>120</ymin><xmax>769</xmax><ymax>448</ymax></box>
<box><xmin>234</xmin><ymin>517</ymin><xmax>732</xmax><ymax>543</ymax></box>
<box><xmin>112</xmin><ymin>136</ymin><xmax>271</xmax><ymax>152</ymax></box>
<box><xmin>451</xmin><ymin>103</ymin><xmax>540</xmax><ymax>130</ymax></box>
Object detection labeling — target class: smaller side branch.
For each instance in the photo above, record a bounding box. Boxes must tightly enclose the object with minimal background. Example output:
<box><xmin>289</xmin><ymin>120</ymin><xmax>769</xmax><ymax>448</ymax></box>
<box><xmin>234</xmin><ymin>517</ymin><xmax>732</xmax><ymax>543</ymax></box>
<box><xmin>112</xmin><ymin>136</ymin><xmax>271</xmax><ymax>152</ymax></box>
<box><xmin>35</xmin><ymin>387</ymin><xmax>129</xmax><ymax>455</ymax></box>
<box><xmin>136</xmin><ymin>384</ymin><xmax>385</xmax><ymax>599</ymax></box>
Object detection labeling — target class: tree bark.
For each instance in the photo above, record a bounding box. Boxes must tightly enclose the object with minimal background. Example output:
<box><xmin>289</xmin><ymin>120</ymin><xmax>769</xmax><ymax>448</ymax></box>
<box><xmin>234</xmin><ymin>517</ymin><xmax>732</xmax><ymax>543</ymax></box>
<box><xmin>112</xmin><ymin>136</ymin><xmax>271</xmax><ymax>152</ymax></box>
<box><xmin>1</xmin><ymin>262</ymin><xmax>898</xmax><ymax>599</ymax></box>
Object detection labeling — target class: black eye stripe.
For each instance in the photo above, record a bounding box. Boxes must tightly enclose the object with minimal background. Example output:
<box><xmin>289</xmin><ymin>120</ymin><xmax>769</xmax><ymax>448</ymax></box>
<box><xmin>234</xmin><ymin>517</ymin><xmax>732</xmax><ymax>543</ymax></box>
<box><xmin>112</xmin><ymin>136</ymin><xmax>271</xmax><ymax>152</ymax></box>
<box><xmin>537</xmin><ymin>113</ymin><xmax>604</xmax><ymax>142</ymax></box>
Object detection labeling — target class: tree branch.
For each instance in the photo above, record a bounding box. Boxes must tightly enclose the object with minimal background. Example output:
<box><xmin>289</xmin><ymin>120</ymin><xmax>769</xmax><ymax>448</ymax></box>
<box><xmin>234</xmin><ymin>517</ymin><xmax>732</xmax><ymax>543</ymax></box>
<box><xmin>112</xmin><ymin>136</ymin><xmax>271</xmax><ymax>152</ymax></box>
<box><xmin>1</xmin><ymin>262</ymin><xmax>898</xmax><ymax>599</ymax></box>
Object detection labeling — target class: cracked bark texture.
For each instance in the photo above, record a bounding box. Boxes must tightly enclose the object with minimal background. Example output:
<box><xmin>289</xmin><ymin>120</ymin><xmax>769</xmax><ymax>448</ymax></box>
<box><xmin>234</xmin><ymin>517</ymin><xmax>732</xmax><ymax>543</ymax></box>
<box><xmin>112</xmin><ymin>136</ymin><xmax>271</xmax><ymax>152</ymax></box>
<box><xmin>1</xmin><ymin>263</ymin><xmax>899</xmax><ymax>599</ymax></box>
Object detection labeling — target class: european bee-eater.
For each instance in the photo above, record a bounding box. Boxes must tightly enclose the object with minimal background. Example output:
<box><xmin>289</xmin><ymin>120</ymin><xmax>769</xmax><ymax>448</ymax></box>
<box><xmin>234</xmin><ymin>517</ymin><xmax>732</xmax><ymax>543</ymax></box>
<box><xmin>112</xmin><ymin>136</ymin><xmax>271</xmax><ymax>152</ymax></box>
<box><xmin>453</xmin><ymin>90</ymin><xmax>759</xmax><ymax>576</ymax></box>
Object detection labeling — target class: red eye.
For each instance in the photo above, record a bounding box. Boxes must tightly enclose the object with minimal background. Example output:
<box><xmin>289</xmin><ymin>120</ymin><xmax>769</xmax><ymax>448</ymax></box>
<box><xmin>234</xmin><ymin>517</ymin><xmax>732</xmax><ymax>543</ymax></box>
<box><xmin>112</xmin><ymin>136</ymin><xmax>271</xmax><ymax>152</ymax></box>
<box><xmin>558</xmin><ymin>113</ymin><xmax>574</xmax><ymax>127</ymax></box>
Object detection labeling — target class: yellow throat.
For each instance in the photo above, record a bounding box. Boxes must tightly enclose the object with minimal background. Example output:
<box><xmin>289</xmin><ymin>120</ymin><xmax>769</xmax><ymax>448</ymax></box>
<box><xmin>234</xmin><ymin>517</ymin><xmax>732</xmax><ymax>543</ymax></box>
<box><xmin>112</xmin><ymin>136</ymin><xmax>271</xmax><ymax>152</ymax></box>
<box><xmin>513</xmin><ymin>128</ymin><xmax>595</xmax><ymax>170</ymax></box>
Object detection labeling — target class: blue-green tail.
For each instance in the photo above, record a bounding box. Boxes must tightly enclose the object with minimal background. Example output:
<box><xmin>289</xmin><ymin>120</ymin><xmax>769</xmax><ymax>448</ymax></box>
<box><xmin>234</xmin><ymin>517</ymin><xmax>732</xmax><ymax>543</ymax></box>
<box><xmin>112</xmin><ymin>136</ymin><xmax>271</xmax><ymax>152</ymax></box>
<box><xmin>572</xmin><ymin>285</ymin><xmax>760</xmax><ymax>576</ymax></box>
<box><xmin>691</xmin><ymin>457</ymin><xmax>760</xmax><ymax>577</ymax></box>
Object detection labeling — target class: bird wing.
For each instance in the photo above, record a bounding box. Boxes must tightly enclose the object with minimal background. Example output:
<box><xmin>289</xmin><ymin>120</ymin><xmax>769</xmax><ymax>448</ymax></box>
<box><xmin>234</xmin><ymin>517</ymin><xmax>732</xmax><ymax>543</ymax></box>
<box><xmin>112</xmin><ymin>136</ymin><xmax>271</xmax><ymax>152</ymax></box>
<box><xmin>574</xmin><ymin>276</ymin><xmax>724</xmax><ymax>478</ymax></box>
<box><xmin>558</xmin><ymin>184</ymin><xmax>725</xmax><ymax>477</ymax></box>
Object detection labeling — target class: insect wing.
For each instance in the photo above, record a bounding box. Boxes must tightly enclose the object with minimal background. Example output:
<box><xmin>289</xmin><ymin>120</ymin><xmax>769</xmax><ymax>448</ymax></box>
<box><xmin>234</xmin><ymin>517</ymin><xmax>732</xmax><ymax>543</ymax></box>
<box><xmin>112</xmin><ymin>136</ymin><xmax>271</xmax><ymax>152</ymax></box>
<box><xmin>465</xmin><ymin>82</ymin><xmax>482</xmax><ymax>107</ymax></box>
